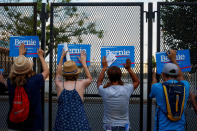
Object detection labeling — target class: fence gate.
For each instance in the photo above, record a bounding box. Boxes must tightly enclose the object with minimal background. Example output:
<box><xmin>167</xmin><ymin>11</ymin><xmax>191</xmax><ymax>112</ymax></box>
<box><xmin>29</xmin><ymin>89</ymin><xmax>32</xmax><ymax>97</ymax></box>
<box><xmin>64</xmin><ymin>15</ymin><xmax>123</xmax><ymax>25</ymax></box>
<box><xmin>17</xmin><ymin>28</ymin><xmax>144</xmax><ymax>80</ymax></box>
<box><xmin>157</xmin><ymin>2</ymin><xmax>197</xmax><ymax>131</ymax></box>
<box><xmin>0</xmin><ymin>3</ymin><xmax>38</xmax><ymax>130</ymax></box>
<box><xmin>49</xmin><ymin>2</ymin><xmax>144</xmax><ymax>131</ymax></box>
<box><xmin>147</xmin><ymin>2</ymin><xmax>197</xmax><ymax>131</ymax></box>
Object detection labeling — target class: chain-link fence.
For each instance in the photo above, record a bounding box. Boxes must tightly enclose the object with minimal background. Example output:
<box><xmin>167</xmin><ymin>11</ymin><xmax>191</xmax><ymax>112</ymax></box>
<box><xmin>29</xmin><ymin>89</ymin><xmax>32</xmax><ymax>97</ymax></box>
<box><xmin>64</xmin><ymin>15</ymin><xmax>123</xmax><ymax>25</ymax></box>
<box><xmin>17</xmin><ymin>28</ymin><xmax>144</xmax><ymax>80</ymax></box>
<box><xmin>49</xmin><ymin>3</ymin><xmax>144</xmax><ymax>131</ymax></box>
<box><xmin>157</xmin><ymin>2</ymin><xmax>197</xmax><ymax>131</ymax></box>
<box><xmin>1</xmin><ymin>2</ymin><xmax>196</xmax><ymax>131</ymax></box>
<box><xmin>0</xmin><ymin>3</ymin><xmax>37</xmax><ymax>130</ymax></box>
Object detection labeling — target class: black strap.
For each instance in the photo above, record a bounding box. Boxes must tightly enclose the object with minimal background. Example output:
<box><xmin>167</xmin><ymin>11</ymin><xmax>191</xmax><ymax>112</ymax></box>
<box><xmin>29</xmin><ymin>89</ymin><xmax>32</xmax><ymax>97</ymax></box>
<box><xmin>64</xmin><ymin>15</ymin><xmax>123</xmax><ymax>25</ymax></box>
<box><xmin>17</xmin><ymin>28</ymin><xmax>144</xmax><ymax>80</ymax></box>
<box><xmin>74</xmin><ymin>81</ymin><xmax>76</xmax><ymax>89</ymax></box>
<box><xmin>62</xmin><ymin>77</ymin><xmax>64</xmax><ymax>89</ymax></box>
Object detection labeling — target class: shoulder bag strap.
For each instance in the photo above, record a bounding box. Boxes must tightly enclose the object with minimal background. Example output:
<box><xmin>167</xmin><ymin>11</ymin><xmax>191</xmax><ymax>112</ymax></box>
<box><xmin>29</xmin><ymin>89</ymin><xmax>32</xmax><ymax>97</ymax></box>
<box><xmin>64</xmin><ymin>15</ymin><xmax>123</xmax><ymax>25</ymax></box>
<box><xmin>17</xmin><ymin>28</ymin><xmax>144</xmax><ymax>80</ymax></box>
<box><xmin>62</xmin><ymin>78</ymin><xmax>64</xmax><ymax>89</ymax></box>
<box><xmin>74</xmin><ymin>81</ymin><xmax>77</xmax><ymax>89</ymax></box>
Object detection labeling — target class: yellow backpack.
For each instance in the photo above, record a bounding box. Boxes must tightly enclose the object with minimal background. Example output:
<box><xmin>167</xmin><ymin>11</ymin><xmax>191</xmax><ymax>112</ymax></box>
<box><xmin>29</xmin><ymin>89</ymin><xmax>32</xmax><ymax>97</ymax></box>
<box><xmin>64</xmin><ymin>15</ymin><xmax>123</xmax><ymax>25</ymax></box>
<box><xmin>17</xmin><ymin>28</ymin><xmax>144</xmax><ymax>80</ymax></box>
<box><xmin>162</xmin><ymin>81</ymin><xmax>185</xmax><ymax>121</ymax></box>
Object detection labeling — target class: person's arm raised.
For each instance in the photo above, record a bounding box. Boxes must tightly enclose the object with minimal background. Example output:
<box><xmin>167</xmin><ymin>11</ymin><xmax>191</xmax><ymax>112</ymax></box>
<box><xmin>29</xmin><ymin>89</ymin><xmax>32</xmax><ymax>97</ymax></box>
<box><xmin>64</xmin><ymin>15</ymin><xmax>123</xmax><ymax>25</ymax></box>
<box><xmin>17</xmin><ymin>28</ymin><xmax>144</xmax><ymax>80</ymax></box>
<box><xmin>97</xmin><ymin>56</ymin><xmax>108</xmax><ymax>88</ymax></box>
<box><xmin>124</xmin><ymin>58</ymin><xmax>140</xmax><ymax>90</ymax></box>
<box><xmin>167</xmin><ymin>50</ymin><xmax>184</xmax><ymax>81</ymax></box>
<box><xmin>38</xmin><ymin>49</ymin><xmax>49</xmax><ymax>80</ymax></box>
<box><xmin>56</xmin><ymin>50</ymin><xmax>67</xmax><ymax>77</ymax></box>
<box><xmin>19</xmin><ymin>43</ymin><xmax>26</xmax><ymax>56</ymax></box>
<box><xmin>152</xmin><ymin>68</ymin><xmax>157</xmax><ymax>85</ymax></box>
<box><xmin>55</xmin><ymin>50</ymin><xmax>67</xmax><ymax>97</ymax></box>
<box><xmin>190</xmin><ymin>93</ymin><xmax>197</xmax><ymax>114</ymax></box>
<box><xmin>0</xmin><ymin>73</ymin><xmax>7</xmax><ymax>87</ymax></box>
<box><xmin>78</xmin><ymin>50</ymin><xmax>92</xmax><ymax>88</ymax></box>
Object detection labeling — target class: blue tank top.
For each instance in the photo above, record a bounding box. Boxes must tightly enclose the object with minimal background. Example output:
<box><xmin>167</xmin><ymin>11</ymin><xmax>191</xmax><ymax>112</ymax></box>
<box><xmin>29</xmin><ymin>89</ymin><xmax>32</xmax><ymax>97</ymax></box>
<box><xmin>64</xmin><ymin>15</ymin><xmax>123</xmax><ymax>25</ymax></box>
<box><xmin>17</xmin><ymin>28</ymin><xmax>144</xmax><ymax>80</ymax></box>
<box><xmin>54</xmin><ymin>81</ymin><xmax>90</xmax><ymax>131</ymax></box>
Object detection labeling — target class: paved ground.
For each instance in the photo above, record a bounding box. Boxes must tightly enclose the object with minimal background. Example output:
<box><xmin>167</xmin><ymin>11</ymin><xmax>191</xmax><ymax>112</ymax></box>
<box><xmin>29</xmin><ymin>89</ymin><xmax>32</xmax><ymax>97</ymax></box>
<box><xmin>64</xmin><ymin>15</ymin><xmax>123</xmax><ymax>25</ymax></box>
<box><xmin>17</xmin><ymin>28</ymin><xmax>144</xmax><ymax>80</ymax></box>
<box><xmin>0</xmin><ymin>98</ymin><xmax>196</xmax><ymax>131</ymax></box>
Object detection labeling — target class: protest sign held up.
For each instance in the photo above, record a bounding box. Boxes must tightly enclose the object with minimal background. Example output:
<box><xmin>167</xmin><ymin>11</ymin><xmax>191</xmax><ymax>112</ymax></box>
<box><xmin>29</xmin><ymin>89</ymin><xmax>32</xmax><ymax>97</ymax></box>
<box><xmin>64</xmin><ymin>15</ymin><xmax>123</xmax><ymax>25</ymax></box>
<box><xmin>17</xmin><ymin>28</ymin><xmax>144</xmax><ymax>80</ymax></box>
<box><xmin>101</xmin><ymin>46</ymin><xmax>135</xmax><ymax>68</ymax></box>
<box><xmin>156</xmin><ymin>49</ymin><xmax>191</xmax><ymax>74</ymax></box>
<box><xmin>9</xmin><ymin>36</ymin><xmax>39</xmax><ymax>57</ymax></box>
<box><xmin>0</xmin><ymin>69</ymin><xmax>4</xmax><ymax>74</ymax></box>
<box><xmin>57</xmin><ymin>44</ymin><xmax>91</xmax><ymax>67</ymax></box>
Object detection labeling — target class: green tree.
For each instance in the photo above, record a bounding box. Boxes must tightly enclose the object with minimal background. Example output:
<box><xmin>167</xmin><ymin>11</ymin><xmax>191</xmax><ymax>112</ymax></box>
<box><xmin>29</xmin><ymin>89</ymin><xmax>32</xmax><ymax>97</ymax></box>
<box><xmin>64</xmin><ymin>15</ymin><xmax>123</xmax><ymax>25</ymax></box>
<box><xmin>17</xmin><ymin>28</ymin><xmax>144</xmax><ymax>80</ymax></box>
<box><xmin>160</xmin><ymin>0</ymin><xmax>197</xmax><ymax>50</ymax></box>
<box><xmin>0</xmin><ymin>0</ymin><xmax>103</xmax><ymax>56</ymax></box>
<box><xmin>160</xmin><ymin>0</ymin><xmax>197</xmax><ymax>72</ymax></box>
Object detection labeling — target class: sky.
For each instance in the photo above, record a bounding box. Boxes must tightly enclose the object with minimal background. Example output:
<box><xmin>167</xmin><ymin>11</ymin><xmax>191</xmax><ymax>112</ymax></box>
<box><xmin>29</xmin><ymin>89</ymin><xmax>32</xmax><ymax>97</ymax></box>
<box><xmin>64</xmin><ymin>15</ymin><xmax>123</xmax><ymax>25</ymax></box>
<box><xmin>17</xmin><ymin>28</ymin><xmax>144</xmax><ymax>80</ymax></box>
<box><xmin>69</xmin><ymin>0</ymin><xmax>162</xmax><ymax>63</ymax></box>
<box><xmin>53</xmin><ymin>0</ymin><xmax>160</xmax><ymax>62</ymax></box>
<box><xmin>0</xmin><ymin>0</ymin><xmax>163</xmax><ymax>63</ymax></box>
<box><xmin>70</xmin><ymin>0</ymin><xmax>163</xmax><ymax>63</ymax></box>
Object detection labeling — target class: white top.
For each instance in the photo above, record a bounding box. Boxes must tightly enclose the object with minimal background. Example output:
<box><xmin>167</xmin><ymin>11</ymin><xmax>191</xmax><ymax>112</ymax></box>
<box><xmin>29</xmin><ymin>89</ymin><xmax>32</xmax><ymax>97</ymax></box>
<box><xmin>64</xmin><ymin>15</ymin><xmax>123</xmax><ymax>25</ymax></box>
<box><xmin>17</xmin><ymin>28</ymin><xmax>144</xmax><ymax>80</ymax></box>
<box><xmin>99</xmin><ymin>84</ymin><xmax>134</xmax><ymax>127</ymax></box>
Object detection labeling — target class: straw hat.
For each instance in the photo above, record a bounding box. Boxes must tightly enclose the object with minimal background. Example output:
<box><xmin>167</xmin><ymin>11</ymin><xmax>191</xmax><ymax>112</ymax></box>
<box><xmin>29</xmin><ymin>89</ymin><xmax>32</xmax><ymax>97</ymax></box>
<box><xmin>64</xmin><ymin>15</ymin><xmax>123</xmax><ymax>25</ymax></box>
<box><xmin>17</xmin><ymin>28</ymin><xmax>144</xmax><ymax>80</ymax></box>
<box><xmin>62</xmin><ymin>61</ymin><xmax>81</xmax><ymax>76</ymax></box>
<box><xmin>11</xmin><ymin>55</ymin><xmax>33</xmax><ymax>75</ymax></box>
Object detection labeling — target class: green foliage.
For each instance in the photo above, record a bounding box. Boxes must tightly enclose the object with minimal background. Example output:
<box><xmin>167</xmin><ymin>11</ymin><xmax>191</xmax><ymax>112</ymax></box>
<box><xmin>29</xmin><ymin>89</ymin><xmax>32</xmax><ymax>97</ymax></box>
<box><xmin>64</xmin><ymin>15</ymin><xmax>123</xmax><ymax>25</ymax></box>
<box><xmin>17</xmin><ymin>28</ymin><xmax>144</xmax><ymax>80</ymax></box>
<box><xmin>160</xmin><ymin>0</ymin><xmax>197</xmax><ymax>50</ymax></box>
<box><xmin>50</xmin><ymin>5</ymin><xmax>103</xmax><ymax>49</ymax></box>
<box><xmin>0</xmin><ymin>6</ymin><xmax>35</xmax><ymax>41</ymax></box>
<box><xmin>0</xmin><ymin>0</ymin><xmax>103</xmax><ymax>55</ymax></box>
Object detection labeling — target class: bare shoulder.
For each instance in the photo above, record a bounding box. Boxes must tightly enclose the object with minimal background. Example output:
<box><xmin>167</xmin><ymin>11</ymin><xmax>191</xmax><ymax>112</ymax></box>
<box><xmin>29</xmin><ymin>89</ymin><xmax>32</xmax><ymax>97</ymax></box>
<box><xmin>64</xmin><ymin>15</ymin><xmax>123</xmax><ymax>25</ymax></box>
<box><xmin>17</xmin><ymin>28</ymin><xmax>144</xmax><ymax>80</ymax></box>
<box><xmin>55</xmin><ymin>75</ymin><xmax>63</xmax><ymax>87</ymax></box>
<box><xmin>76</xmin><ymin>79</ymin><xmax>91</xmax><ymax>89</ymax></box>
<box><xmin>76</xmin><ymin>79</ymin><xmax>86</xmax><ymax>86</ymax></box>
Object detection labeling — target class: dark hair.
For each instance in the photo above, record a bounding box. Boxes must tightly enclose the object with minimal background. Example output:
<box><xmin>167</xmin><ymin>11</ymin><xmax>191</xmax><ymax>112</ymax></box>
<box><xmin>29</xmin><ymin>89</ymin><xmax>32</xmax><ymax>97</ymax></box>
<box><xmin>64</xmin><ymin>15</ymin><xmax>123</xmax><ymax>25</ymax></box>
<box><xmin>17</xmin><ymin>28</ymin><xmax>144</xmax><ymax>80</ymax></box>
<box><xmin>64</xmin><ymin>74</ymin><xmax>79</xmax><ymax>81</ymax></box>
<box><xmin>164</xmin><ymin>73</ymin><xmax>178</xmax><ymax>79</ymax></box>
<box><xmin>10</xmin><ymin>70</ymin><xmax>36</xmax><ymax>86</ymax></box>
<box><xmin>104</xmin><ymin>66</ymin><xmax>124</xmax><ymax>88</ymax></box>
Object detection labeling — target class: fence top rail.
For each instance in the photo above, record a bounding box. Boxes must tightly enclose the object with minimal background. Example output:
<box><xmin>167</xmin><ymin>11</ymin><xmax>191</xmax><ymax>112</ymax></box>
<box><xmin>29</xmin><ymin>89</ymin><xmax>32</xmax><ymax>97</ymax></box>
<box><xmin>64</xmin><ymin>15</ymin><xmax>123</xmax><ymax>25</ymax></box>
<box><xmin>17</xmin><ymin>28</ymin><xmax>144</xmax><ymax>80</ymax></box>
<box><xmin>0</xmin><ymin>2</ymin><xmax>37</xmax><ymax>6</ymax></box>
<box><xmin>51</xmin><ymin>2</ymin><xmax>143</xmax><ymax>7</ymax></box>
<box><xmin>158</xmin><ymin>2</ymin><xmax>197</xmax><ymax>6</ymax></box>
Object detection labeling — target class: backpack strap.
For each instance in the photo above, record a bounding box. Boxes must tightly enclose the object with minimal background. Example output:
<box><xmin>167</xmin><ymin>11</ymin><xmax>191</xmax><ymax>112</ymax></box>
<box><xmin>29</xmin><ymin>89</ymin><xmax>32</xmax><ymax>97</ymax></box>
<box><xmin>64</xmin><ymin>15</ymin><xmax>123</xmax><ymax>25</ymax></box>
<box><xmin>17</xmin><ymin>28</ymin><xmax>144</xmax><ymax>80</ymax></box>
<box><xmin>62</xmin><ymin>78</ymin><xmax>64</xmax><ymax>88</ymax></box>
<box><xmin>74</xmin><ymin>81</ymin><xmax>76</xmax><ymax>89</ymax></box>
<box><xmin>162</xmin><ymin>81</ymin><xmax>185</xmax><ymax>121</ymax></box>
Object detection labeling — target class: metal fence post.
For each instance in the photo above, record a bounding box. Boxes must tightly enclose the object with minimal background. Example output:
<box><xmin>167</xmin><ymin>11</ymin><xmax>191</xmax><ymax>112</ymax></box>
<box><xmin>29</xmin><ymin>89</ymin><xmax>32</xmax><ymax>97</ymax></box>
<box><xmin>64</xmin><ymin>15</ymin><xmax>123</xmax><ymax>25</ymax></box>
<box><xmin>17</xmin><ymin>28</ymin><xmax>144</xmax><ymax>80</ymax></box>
<box><xmin>140</xmin><ymin>4</ymin><xmax>144</xmax><ymax>131</ymax></box>
<box><xmin>49</xmin><ymin>4</ymin><xmax>54</xmax><ymax>131</ymax></box>
<box><xmin>33</xmin><ymin>3</ymin><xmax>37</xmax><ymax>71</ymax></box>
<box><xmin>48</xmin><ymin>3</ymin><xmax>145</xmax><ymax>130</ymax></box>
<box><xmin>41</xmin><ymin>2</ymin><xmax>46</xmax><ymax>131</ymax></box>
<box><xmin>147</xmin><ymin>3</ymin><xmax>153</xmax><ymax>131</ymax></box>
<box><xmin>157</xmin><ymin>3</ymin><xmax>160</xmax><ymax>53</ymax></box>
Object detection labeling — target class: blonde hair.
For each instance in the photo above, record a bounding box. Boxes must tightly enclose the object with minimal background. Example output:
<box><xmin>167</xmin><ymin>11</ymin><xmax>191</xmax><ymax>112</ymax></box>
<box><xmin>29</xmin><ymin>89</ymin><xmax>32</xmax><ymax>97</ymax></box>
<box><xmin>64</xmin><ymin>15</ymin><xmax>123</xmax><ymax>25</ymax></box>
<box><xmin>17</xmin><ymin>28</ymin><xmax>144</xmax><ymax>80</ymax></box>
<box><xmin>9</xmin><ymin>70</ymin><xmax>36</xmax><ymax>86</ymax></box>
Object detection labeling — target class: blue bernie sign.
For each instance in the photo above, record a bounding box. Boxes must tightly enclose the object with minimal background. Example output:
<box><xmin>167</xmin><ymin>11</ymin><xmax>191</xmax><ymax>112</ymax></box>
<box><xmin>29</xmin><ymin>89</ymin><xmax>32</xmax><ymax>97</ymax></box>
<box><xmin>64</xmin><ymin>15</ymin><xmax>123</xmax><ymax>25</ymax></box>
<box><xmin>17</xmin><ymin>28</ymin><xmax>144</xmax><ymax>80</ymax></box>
<box><xmin>57</xmin><ymin>44</ymin><xmax>91</xmax><ymax>67</ymax></box>
<box><xmin>9</xmin><ymin>36</ymin><xmax>39</xmax><ymax>57</ymax></box>
<box><xmin>156</xmin><ymin>49</ymin><xmax>191</xmax><ymax>74</ymax></box>
<box><xmin>0</xmin><ymin>69</ymin><xmax>4</xmax><ymax>73</ymax></box>
<box><xmin>101</xmin><ymin>46</ymin><xmax>135</xmax><ymax>68</ymax></box>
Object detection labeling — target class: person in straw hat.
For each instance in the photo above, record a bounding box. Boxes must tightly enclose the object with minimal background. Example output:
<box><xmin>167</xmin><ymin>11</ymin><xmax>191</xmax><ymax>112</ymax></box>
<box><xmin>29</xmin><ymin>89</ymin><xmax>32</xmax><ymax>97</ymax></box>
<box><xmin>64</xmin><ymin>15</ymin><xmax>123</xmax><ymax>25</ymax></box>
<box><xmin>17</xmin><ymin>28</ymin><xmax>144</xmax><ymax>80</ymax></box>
<box><xmin>54</xmin><ymin>50</ymin><xmax>92</xmax><ymax>131</ymax></box>
<box><xmin>7</xmin><ymin>44</ymin><xmax>49</xmax><ymax>131</ymax></box>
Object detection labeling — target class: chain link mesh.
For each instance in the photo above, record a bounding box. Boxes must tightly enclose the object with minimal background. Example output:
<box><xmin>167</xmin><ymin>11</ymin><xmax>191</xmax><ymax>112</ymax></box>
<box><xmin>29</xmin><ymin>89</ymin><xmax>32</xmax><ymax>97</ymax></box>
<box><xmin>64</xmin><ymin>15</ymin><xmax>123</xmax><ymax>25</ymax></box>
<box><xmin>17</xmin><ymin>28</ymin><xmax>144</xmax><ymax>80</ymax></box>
<box><xmin>0</xmin><ymin>3</ymin><xmax>37</xmax><ymax>130</ymax></box>
<box><xmin>50</xmin><ymin>4</ymin><xmax>143</xmax><ymax>131</ymax></box>
<box><xmin>158</xmin><ymin>3</ymin><xmax>197</xmax><ymax>131</ymax></box>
